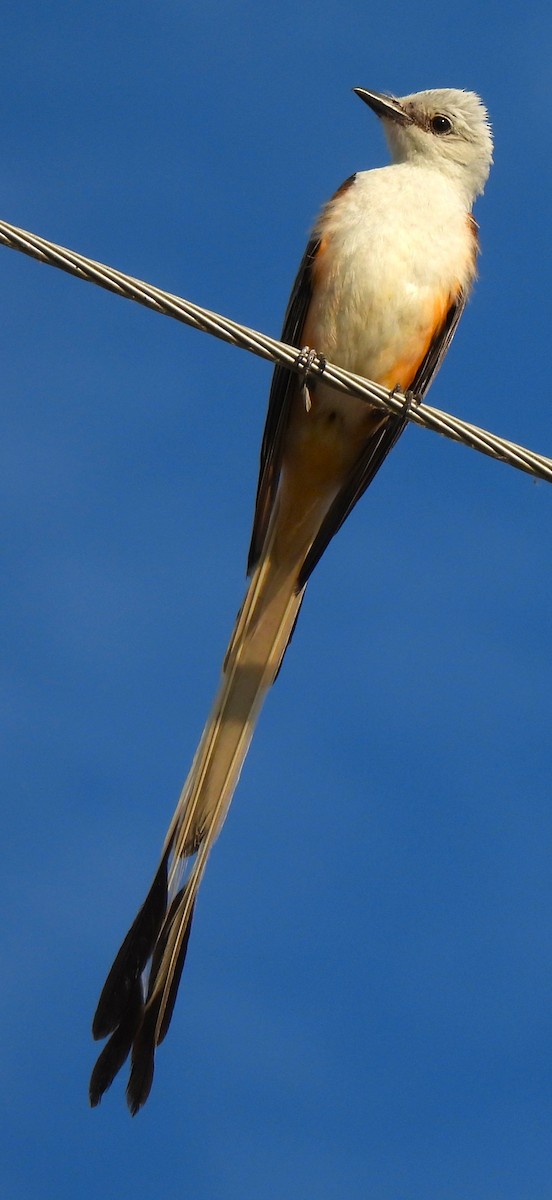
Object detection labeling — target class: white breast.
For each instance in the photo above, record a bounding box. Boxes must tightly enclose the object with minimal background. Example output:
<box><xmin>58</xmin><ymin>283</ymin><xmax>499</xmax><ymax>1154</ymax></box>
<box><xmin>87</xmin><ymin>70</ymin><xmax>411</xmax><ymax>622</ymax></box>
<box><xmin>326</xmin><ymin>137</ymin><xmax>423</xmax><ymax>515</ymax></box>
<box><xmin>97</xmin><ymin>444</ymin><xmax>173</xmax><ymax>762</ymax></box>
<box><xmin>306</xmin><ymin>164</ymin><xmax>476</xmax><ymax>385</ymax></box>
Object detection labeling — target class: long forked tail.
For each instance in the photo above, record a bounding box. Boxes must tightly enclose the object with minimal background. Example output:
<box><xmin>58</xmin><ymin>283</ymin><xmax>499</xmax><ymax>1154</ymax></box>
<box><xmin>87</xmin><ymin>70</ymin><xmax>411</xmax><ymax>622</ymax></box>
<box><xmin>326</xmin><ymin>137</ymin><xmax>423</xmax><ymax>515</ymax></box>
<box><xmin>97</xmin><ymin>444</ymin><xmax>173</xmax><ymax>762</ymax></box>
<box><xmin>90</xmin><ymin>543</ymin><xmax>305</xmax><ymax>1113</ymax></box>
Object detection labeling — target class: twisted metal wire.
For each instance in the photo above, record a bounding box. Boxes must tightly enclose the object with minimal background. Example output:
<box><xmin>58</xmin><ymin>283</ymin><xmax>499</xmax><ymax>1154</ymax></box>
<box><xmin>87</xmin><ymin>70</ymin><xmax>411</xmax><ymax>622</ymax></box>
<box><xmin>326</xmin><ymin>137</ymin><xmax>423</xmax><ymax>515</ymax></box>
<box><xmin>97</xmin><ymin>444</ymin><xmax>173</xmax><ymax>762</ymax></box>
<box><xmin>1</xmin><ymin>216</ymin><xmax>550</xmax><ymax>485</ymax></box>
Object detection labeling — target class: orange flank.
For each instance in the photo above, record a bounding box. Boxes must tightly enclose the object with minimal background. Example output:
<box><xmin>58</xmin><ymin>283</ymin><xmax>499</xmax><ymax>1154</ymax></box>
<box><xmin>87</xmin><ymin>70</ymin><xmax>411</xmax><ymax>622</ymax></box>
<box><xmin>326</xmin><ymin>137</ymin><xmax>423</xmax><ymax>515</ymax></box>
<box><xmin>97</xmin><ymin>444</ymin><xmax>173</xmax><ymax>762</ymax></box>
<box><xmin>379</xmin><ymin>282</ymin><xmax>463</xmax><ymax>392</ymax></box>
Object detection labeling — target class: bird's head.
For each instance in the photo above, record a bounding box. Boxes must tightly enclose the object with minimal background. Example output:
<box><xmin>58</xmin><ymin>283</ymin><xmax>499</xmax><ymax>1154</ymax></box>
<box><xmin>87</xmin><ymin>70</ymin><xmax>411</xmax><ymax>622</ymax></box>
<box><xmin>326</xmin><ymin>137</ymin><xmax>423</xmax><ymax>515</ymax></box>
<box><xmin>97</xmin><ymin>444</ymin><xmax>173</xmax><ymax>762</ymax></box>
<box><xmin>354</xmin><ymin>86</ymin><xmax>493</xmax><ymax>203</ymax></box>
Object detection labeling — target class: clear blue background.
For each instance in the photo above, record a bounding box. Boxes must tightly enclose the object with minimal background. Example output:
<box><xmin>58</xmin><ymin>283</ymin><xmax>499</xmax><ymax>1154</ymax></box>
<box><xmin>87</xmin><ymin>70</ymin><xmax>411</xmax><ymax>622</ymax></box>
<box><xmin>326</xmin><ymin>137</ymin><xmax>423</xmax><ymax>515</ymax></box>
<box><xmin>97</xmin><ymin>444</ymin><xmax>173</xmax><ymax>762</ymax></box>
<box><xmin>2</xmin><ymin>3</ymin><xmax>551</xmax><ymax>1197</ymax></box>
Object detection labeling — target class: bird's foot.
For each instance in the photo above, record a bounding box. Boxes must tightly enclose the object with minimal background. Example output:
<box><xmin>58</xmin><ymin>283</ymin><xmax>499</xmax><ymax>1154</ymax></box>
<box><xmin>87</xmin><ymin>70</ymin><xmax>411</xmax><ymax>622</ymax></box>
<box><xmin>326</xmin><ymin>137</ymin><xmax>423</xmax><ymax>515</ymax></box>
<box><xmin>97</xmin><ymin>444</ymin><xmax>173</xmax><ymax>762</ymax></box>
<box><xmin>296</xmin><ymin>346</ymin><xmax>326</xmax><ymax>412</ymax></box>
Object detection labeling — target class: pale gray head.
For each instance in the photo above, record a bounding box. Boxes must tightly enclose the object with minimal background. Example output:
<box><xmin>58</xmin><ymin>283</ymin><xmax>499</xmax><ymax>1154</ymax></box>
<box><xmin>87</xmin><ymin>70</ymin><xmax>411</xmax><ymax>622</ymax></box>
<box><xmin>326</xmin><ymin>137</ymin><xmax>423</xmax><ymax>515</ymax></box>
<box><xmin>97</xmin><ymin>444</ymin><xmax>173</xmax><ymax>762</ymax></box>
<box><xmin>354</xmin><ymin>86</ymin><xmax>493</xmax><ymax>204</ymax></box>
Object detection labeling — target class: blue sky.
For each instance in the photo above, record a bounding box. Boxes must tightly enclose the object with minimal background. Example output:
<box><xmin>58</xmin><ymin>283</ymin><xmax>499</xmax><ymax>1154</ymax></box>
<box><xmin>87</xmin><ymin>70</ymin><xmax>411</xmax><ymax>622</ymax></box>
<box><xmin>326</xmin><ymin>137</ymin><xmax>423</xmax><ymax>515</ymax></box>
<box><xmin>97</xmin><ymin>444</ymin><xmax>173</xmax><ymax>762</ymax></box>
<box><xmin>2</xmin><ymin>2</ymin><xmax>552</xmax><ymax>1197</ymax></box>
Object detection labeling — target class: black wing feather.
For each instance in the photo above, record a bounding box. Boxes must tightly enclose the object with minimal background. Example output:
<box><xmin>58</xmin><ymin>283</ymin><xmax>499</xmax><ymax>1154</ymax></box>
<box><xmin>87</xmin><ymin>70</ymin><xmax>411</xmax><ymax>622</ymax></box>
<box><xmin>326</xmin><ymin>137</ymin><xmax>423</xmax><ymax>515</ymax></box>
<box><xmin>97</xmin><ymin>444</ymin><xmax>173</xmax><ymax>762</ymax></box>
<box><xmin>248</xmin><ymin>175</ymin><xmax>362</xmax><ymax>574</ymax></box>
<box><xmin>247</xmin><ymin>236</ymin><xmax>321</xmax><ymax>572</ymax></box>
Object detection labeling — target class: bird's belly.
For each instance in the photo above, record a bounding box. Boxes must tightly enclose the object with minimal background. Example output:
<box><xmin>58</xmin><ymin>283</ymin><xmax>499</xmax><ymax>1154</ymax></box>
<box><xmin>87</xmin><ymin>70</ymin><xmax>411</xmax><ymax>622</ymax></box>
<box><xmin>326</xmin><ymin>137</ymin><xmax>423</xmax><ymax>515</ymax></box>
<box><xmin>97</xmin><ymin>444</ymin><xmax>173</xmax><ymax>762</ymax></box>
<box><xmin>287</xmin><ymin>264</ymin><xmax>442</xmax><ymax>491</ymax></box>
<box><xmin>276</xmin><ymin>182</ymin><xmax>473</xmax><ymax>559</ymax></box>
<box><xmin>306</xmin><ymin>251</ymin><xmax>451</xmax><ymax>392</ymax></box>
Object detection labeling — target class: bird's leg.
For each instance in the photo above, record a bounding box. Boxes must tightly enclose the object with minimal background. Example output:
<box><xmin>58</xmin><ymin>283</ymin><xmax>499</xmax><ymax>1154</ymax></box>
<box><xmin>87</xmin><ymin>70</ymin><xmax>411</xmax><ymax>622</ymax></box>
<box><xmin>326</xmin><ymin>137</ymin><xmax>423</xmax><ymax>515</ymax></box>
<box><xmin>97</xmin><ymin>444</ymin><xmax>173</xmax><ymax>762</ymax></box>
<box><xmin>389</xmin><ymin>385</ymin><xmax>422</xmax><ymax>423</ymax></box>
<box><xmin>296</xmin><ymin>346</ymin><xmax>326</xmax><ymax>412</ymax></box>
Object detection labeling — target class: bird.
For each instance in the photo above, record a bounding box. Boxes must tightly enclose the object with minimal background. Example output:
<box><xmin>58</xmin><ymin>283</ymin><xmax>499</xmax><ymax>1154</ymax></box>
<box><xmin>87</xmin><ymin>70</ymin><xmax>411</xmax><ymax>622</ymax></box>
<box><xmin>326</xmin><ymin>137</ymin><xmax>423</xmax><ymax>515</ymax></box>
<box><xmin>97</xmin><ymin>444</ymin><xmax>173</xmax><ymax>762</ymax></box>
<box><xmin>90</xmin><ymin>86</ymin><xmax>493</xmax><ymax>1113</ymax></box>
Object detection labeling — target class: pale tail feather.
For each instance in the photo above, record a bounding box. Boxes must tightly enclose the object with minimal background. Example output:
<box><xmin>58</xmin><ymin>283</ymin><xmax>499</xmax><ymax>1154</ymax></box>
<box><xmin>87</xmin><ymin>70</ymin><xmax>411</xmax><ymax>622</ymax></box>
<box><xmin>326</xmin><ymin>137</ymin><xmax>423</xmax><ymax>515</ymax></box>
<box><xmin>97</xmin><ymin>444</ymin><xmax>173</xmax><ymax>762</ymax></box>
<box><xmin>90</xmin><ymin>543</ymin><xmax>305</xmax><ymax>1112</ymax></box>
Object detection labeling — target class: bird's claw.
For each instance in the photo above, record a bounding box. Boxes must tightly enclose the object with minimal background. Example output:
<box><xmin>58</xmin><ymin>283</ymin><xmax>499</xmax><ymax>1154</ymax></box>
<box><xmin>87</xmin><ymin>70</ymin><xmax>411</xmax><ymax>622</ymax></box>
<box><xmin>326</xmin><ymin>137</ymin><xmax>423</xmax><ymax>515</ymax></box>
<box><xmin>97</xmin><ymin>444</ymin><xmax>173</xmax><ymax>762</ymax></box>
<box><xmin>296</xmin><ymin>346</ymin><xmax>326</xmax><ymax>412</ymax></box>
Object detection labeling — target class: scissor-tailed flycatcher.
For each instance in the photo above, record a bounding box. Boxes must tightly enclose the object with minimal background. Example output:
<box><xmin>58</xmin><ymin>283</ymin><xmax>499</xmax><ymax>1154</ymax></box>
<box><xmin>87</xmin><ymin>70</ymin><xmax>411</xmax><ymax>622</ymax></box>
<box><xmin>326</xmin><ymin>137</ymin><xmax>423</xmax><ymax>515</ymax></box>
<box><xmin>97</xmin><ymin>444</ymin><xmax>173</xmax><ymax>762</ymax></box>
<box><xmin>90</xmin><ymin>86</ymin><xmax>493</xmax><ymax>1113</ymax></box>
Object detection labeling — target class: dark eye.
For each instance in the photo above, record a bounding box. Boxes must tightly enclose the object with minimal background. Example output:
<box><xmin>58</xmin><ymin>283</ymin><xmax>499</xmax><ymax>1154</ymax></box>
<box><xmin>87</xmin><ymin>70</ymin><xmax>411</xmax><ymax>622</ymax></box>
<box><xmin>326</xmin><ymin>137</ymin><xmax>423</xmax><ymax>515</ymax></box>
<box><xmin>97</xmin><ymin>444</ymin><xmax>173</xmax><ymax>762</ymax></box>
<box><xmin>430</xmin><ymin>113</ymin><xmax>453</xmax><ymax>135</ymax></box>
